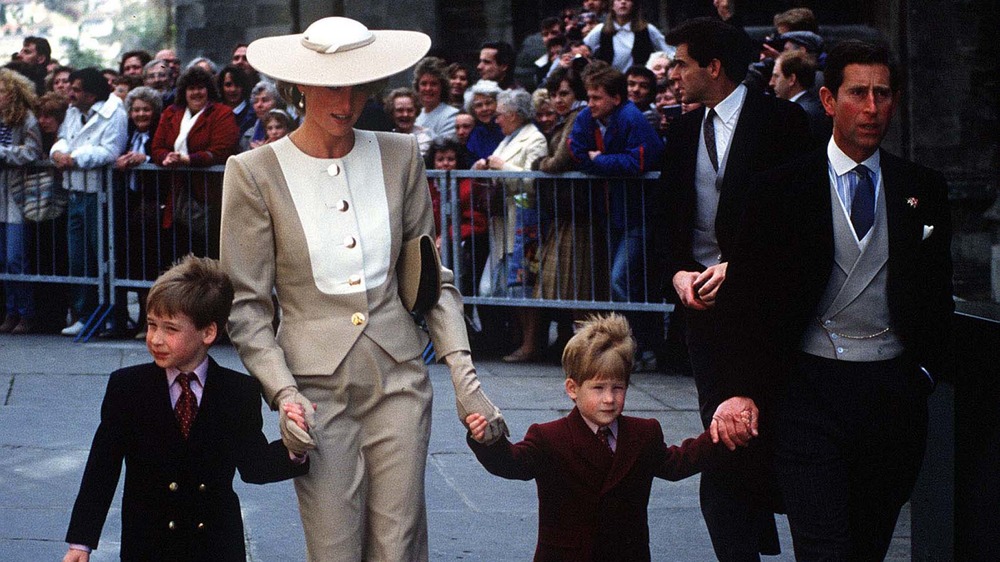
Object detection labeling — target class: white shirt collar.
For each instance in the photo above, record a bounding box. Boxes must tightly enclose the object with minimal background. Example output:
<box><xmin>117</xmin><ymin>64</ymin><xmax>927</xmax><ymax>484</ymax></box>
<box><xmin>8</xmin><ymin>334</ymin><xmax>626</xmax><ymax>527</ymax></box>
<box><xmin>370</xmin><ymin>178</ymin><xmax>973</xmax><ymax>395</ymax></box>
<box><xmin>709</xmin><ymin>83</ymin><xmax>746</xmax><ymax>125</ymax></box>
<box><xmin>580</xmin><ymin>413</ymin><xmax>620</xmax><ymax>439</ymax></box>
<box><xmin>166</xmin><ymin>356</ymin><xmax>209</xmax><ymax>387</ymax></box>
<box><xmin>827</xmin><ymin>136</ymin><xmax>880</xmax><ymax>177</ymax></box>
<box><xmin>789</xmin><ymin>90</ymin><xmax>806</xmax><ymax>103</ymax></box>
<box><xmin>613</xmin><ymin>21</ymin><xmax>632</xmax><ymax>32</ymax></box>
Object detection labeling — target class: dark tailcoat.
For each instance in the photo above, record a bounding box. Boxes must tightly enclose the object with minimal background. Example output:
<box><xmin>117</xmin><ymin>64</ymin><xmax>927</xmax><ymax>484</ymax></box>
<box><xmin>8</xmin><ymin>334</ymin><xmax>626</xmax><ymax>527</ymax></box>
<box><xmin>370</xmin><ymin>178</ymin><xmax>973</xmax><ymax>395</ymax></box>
<box><xmin>716</xmin><ymin>147</ymin><xmax>954</xmax><ymax>402</ymax></box>
<box><xmin>468</xmin><ymin>407</ymin><xmax>716</xmax><ymax>562</ymax></box>
<box><xmin>794</xmin><ymin>90</ymin><xmax>833</xmax><ymax>148</ymax></box>
<box><xmin>66</xmin><ymin>358</ymin><xmax>308</xmax><ymax>561</ymax></box>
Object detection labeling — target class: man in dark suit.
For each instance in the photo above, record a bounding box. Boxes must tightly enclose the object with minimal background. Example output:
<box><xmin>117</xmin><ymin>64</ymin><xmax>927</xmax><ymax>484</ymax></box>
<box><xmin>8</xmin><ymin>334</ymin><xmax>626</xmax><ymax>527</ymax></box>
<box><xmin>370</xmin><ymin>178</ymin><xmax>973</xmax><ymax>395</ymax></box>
<box><xmin>466</xmin><ymin>314</ymin><xmax>723</xmax><ymax>562</ymax></box>
<box><xmin>714</xmin><ymin>40</ymin><xmax>953</xmax><ymax>560</ymax></box>
<box><xmin>656</xmin><ymin>17</ymin><xmax>811</xmax><ymax>561</ymax></box>
<box><xmin>64</xmin><ymin>256</ymin><xmax>307</xmax><ymax>561</ymax></box>
<box><xmin>770</xmin><ymin>50</ymin><xmax>832</xmax><ymax>146</ymax></box>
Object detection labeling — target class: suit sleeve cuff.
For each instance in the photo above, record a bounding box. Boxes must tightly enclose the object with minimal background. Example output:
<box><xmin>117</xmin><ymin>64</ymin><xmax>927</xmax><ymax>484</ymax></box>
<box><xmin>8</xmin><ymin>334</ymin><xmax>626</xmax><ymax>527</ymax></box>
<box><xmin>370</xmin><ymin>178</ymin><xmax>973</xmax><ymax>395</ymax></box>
<box><xmin>69</xmin><ymin>544</ymin><xmax>92</xmax><ymax>553</ymax></box>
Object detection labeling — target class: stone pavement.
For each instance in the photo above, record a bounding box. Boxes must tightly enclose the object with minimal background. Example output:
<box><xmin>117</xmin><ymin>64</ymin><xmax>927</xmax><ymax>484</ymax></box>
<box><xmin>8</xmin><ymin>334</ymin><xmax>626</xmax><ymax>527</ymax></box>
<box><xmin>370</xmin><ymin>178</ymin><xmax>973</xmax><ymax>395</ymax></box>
<box><xmin>0</xmin><ymin>334</ymin><xmax>911</xmax><ymax>560</ymax></box>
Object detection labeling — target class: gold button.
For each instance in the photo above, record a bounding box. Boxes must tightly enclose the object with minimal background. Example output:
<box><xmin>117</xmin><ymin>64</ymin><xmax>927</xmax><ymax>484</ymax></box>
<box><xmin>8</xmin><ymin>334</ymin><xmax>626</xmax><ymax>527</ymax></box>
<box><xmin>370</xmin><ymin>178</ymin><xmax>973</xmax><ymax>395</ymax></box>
<box><xmin>348</xmin><ymin>274</ymin><xmax>361</xmax><ymax>286</ymax></box>
<box><xmin>198</xmin><ymin>484</ymin><xmax>206</xmax><ymax>492</ymax></box>
<box><xmin>344</xmin><ymin>236</ymin><xmax>357</xmax><ymax>248</ymax></box>
<box><xmin>168</xmin><ymin>521</ymin><xmax>176</xmax><ymax>531</ymax></box>
<box><xmin>351</xmin><ymin>313</ymin><xmax>366</xmax><ymax>326</ymax></box>
<box><xmin>197</xmin><ymin>522</ymin><xmax>205</xmax><ymax>530</ymax></box>
<box><xmin>337</xmin><ymin>200</ymin><xmax>349</xmax><ymax>212</ymax></box>
<box><xmin>327</xmin><ymin>163</ymin><xmax>341</xmax><ymax>176</ymax></box>
<box><xmin>168</xmin><ymin>482</ymin><xmax>178</xmax><ymax>492</ymax></box>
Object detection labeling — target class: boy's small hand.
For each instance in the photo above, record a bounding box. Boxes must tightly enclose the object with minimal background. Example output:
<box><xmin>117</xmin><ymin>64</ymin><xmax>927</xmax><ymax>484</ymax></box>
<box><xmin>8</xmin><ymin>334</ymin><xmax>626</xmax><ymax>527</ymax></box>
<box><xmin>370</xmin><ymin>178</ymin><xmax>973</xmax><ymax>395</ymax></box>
<box><xmin>466</xmin><ymin>413</ymin><xmax>488</xmax><ymax>443</ymax></box>
<box><xmin>63</xmin><ymin>548</ymin><xmax>90</xmax><ymax>562</ymax></box>
<box><xmin>282</xmin><ymin>402</ymin><xmax>314</xmax><ymax>432</ymax></box>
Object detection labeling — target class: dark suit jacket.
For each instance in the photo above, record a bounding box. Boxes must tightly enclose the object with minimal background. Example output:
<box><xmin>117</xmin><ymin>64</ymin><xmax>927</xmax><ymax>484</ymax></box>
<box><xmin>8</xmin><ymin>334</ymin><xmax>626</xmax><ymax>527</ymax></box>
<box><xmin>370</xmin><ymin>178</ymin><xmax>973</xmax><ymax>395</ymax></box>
<box><xmin>468</xmin><ymin>407</ymin><xmax>717</xmax><ymax>562</ymax></box>
<box><xmin>657</xmin><ymin>88</ymin><xmax>812</xmax><ymax>282</ymax></box>
<box><xmin>715</xmin><ymin>148</ymin><xmax>954</xmax><ymax>402</ymax></box>
<box><xmin>794</xmin><ymin>90</ymin><xmax>832</xmax><ymax>148</ymax></box>
<box><xmin>66</xmin><ymin>358</ymin><xmax>308</xmax><ymax>561</ymax></box>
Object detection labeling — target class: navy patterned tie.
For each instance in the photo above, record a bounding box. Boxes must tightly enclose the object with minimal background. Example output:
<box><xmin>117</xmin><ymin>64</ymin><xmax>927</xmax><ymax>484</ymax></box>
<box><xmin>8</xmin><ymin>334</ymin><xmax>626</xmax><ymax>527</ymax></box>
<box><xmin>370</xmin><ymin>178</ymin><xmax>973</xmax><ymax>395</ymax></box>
<box><xmin>703</xmin><ymin>108</ymin><xmax>719</xmax><ymax>172</ymax></box>
<box><xmin>597</xmin><ymin>427</ymin><xmax>614</xmax><ymax>454</ymax></box>
<box><xmin>174</xmin><ymin>372</ymin><xmax>198</xmax><ymax>439</ymax></box>
<box><xmin>851</xmin><ymin>165</ymin><xmax>875</xmax><ymax>239</ymax></box>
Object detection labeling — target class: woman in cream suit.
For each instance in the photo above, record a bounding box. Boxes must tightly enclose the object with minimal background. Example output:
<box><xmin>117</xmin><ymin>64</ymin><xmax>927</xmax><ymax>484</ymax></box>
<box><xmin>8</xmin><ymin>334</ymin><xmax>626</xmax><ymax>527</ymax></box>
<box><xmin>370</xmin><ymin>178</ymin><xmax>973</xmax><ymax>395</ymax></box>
<box><xmin>472</xmin><ymin>89</ymin><xmax>547</xmax><ymax>361</ymax></box>
<box><xmin>219</xmin><ymin>17</ymin><xmax>507</xmax><ymax>561</ymax></box>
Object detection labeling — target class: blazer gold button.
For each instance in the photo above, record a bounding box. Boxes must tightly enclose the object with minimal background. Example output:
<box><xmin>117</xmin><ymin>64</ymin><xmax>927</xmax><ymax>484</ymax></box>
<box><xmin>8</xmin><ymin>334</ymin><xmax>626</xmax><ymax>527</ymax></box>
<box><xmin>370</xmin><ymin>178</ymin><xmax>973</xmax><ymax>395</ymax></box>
<box><xmin>168</xmin><ymin>482</ymin><xmax>178</xmax><ymax>492</ymax></box>
<box><xmin>198</xmin><ymin>484</ymin><xmax>206</xmax><ymax>492</ymax></box>
<box><xmin>168</xmin><ymin>521</ymin><xmax>176</xmax><ymax>531</ymax></box>
<box><xmin>337</xmin><ymin>200</ymin><xmax>349</xmax><ymax>212</ymax></box>
<box><xmin>344</xmin><ymin>236</ymin><xmax>357</xmax><ymax>248</ymax></box>
<box><xmin>197</xmin><ymin>522</ymin><xmax>205</xmax><ymax>530</ymax></box>
<box><xmin>327</xmin><ymin>163</ymin><xmax>341</xmax><ymax>176</ymax></box>
<box><xmin>351</xmin><ymin>313</ymin><xmax>366</xmax><ymax>326</ymax></box>
<box><xmin>348</xmin><ymin>274</ymin><xmax>361</xmax><ymax>286</ymax></box>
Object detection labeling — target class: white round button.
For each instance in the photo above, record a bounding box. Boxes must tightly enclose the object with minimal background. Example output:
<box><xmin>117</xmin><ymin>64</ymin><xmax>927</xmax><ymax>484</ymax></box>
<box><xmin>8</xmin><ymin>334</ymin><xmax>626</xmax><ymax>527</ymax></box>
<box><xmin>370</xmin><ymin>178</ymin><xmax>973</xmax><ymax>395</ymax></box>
<box><xmin>344</xmin><ymin>236</ymin><xmax>357</xmax><ymax>248</ymax></box>
<box><xmin>327</xmin><ymin>163</ymin><xmax>341</xmax><ymax>176</ymax></box>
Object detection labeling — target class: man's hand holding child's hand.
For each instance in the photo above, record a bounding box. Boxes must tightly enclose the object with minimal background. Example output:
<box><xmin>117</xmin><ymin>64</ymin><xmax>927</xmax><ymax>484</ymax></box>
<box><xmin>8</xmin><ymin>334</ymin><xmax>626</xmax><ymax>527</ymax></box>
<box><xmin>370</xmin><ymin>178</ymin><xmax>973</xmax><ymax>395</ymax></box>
<box><xmin>466</xmin><ymin>413</ymin><xmax>489</xmax><ymax>443</ymax></box>
<box><xmin>710</xmin><ymin>396</ymin><xmax>759</xmax><ymax>451</ymax></box>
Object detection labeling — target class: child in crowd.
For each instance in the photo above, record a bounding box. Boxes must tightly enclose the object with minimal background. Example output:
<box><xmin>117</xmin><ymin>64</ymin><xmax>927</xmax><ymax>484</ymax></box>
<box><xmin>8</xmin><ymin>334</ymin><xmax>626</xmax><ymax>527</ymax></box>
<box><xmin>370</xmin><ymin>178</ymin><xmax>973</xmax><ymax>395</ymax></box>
<box><xmin>262</xmin><ymin>108</ymin><xmax>294</xmax><ymax>144</ymax></box>
<box><xmin>467</xmin><ymin>313</ymin><xmax>745</xmax><ymax>561</ymax></box>
<box><xmin>63</xmin><ymin>255</ymin><xmax>308</xmax><ymax>562</ymax></box>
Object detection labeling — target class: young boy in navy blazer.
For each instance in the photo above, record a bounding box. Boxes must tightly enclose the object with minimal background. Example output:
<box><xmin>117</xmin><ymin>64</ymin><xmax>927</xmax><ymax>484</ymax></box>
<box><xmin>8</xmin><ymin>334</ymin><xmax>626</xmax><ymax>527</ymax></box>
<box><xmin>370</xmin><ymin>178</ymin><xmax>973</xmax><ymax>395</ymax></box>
<box><xmin>466</xmin><ymin>313</ymin><xmax>751</xmax><ymax>561</ymax></box>
<box><xmin>63</xmin><ymin>255</ymin><xmax>308</xmax><ymax>562</ymax></box>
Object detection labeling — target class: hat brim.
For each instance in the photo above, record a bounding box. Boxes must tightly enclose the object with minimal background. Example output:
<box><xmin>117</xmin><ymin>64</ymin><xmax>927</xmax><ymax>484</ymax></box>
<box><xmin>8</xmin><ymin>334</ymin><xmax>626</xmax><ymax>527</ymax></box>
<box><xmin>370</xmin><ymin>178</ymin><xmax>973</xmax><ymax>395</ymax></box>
<box><xmin>247</xmin><ymin>29</ymin><xmax>431</xmax><ymax>87</ymax></box>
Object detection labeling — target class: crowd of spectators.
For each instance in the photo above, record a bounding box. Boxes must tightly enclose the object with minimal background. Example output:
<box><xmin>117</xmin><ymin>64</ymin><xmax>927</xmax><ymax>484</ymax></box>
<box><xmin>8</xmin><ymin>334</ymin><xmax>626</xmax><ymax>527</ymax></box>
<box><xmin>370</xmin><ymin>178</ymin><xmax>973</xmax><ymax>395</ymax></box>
<box><xmin>0</xmin><ymin>2</ymin><xmax>834</xmax><ymax>374</ymax></box>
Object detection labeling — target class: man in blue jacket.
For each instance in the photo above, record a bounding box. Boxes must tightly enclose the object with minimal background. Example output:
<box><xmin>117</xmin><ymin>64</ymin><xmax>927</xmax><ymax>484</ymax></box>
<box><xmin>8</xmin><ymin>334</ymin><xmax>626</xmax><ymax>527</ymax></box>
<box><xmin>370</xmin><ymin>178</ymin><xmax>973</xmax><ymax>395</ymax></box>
<box><xmin>569</xmin><ymin>62</ymin><xmax>664</xmax><ymax>371</ymax></box>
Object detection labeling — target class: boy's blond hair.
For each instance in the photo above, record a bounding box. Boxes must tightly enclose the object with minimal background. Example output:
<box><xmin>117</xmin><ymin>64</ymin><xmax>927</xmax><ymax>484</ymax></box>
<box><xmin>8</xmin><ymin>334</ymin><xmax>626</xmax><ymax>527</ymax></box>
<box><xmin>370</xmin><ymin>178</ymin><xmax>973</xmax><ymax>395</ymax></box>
<box><xmin>147</xmin><ymin>255</ymin><xmax>234</xmax><ymax>332</ymax></box>
<box><xmin>561</xmin><ymin>313</ymin><xmax>636</xmax><ymax>385</ymax></box>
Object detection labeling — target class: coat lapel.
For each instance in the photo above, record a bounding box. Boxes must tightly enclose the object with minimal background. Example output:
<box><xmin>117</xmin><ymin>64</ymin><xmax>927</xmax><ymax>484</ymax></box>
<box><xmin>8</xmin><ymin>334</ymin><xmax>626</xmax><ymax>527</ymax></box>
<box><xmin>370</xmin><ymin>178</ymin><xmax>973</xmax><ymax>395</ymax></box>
<box><xmin>600</xmin><ymin>416</ymin><xmax>642</xmax><ymax>495</ymax></box>
<box><xmin>566</xmin><ymin>408</ymin><xmax>614</xmax><ymax>486</ymax></box>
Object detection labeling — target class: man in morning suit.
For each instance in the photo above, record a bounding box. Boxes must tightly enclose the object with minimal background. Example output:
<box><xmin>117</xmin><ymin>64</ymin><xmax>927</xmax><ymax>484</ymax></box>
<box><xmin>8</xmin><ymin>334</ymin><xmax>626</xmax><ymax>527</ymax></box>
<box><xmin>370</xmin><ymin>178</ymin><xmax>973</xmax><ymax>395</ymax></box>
<box><xmin>64</xmin><ymin>256</ymin><xmax>308</xmax><ymax>562</ymax></box>
<box><xmin>770</xmin><ymin>50</ymin><xmax>832</xmax><ymax>147</ymax></box>
<box><xmin>656</xmin><ymin>17</ymin><xmax>811</xmax><ymax>561</ymax></box>
<box><xmin>713</xmin><ymin>40</ymin><xmax>953</xmax><ymax>560</ymax></box>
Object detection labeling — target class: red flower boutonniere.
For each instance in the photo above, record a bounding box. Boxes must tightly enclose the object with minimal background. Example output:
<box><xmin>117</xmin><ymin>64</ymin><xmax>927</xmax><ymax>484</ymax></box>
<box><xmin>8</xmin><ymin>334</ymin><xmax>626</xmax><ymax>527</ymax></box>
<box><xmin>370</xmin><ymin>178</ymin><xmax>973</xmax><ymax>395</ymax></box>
<box><xmin>906</xmin><ymin>197</ymin><xmax>919</xmax><ymax>209</ymax></box>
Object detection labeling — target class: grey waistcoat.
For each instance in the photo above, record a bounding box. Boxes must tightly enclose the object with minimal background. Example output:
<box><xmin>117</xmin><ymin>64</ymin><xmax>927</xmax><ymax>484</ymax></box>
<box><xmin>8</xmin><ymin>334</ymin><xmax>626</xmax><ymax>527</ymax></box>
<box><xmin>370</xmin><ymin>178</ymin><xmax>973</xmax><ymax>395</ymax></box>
<box><xmin>800</xmin><ymin>178</ymin><xmax>905</xmax><ymax>362</ymax></box>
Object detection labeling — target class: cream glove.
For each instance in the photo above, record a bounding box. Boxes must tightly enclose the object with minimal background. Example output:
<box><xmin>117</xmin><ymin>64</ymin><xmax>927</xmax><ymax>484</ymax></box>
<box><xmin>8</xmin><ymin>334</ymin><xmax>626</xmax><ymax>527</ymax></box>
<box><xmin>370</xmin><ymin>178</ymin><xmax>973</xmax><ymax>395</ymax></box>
<box><xmin>445</xmin><ymin>351</ymin><xmax>509</xmax><ymax>445</ymax></box>
<box><xmin>274</xmin><ymin>386</ymin><xmax>316</xmax><ymax>454</ymax></box>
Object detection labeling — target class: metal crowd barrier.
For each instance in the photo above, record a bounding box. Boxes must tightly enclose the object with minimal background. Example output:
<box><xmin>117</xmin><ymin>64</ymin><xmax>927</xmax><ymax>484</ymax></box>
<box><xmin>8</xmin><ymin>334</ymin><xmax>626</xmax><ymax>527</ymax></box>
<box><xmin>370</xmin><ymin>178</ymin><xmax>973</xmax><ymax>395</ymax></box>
<box><xmin>2</xmin><ymin>162</ymin><xmax>669</xmax><ymax>341</ymax></box>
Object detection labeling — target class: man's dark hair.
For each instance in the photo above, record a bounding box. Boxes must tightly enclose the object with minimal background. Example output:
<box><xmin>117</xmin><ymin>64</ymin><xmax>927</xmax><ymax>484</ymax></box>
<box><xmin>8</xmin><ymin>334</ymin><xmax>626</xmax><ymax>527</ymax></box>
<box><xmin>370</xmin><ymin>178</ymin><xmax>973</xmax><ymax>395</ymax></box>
<box><xmin>175</xmin><ymin>66</ymin><xmax>221</xmax><ymax>108</ymax></box>
<box><xmin>118</xmin><ymin>50</ymin><xmax>152</xmax><ymax>74</ymax></box>
<box><xmin>481</xmin><ymin>41</ymin><xmax>515</xmax><ymax>69</ymax></box>
<box><xmin>777</xmin><ymin>51</ymin><xmax>817</xmax><ymax>89</ymax></box>
<box><xmin>69</xmin><ymin>67</ymin><xmax>111</xmax><ymax>101</ymax></box>
<box><xmin>625</xmin><ymin>65</ymin><xmax>656</xmax><ymax>86</ymax></box>
<box><xmin>540</xmin><ymin>16</ymin><xmax>561</xmax><ymax>31</ymax></box>
<box><xmin>217</xmin><ymin>64</ymin><xmax>253</xmax><ymax>102</ymax></box>
<box><xmin>23</xmin><ymin>36</ymin><xmax>51</xmax><ymax>63</ymax></box>
<box><xmin>773</xmin><ymin>8</ymin><xmax>818</xmax><ymax>33</ymax></box>
<box><xmin>823</xmin><ymin>40</ymin><xmax>899</xmax><ymax>97</ymax></box>
<box><xmin>665</xmin><ymin>17</ymin><xmax>752</xmax><ymax>84</ymax></box>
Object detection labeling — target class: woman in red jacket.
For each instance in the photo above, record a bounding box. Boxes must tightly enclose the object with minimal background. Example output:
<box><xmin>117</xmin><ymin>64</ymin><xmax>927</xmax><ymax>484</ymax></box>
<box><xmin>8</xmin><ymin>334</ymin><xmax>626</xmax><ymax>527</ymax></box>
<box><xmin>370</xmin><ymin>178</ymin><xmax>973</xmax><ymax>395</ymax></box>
<box><xmin>152</xmin><ymin>66</ymin><xmax>239</xmax><ymax>258</ymax></box>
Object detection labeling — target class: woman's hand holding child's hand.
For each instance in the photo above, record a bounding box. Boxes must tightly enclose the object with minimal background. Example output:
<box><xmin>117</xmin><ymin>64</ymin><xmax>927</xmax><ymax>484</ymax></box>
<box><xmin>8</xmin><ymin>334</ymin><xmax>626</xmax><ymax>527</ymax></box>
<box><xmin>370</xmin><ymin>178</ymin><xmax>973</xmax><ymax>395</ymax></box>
<box><xmin>466</xmin><ymin>413</ymin><xmax>488</xmax><ymax>443</ymax></box>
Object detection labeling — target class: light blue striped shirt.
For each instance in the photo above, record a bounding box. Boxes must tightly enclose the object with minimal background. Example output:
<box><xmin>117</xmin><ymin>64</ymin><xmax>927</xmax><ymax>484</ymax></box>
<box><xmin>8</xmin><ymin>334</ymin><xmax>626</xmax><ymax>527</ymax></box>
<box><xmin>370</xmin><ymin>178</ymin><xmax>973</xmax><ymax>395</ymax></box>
<box><xmin>826</xmin><ymin>137</ymin><xmax>881</xmax><ymax>246</ymax></box>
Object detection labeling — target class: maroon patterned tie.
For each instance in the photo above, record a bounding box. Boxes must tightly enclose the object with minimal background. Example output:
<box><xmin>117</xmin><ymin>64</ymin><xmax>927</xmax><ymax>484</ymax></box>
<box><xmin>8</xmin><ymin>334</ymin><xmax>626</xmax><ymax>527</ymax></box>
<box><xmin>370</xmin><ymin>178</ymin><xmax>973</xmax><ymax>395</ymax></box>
<box><xmin>597</xmin><ymin>427</ymin><xmax>614</xmax><ymax>454</ymax></box>
<box><xmin>174</xmin><ymin>372</ymin><xmax>198</xmax><ymax>439</ymax></box>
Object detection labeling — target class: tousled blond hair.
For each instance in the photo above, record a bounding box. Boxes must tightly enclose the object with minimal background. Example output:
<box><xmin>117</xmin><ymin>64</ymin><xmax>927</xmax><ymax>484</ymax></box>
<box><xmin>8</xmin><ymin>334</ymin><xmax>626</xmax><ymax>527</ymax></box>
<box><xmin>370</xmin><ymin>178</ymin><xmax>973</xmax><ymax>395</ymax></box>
<box><xmin>562</xmin><ymin>313</ymin><xmax>636</xmax><ymax>385</ymax></box>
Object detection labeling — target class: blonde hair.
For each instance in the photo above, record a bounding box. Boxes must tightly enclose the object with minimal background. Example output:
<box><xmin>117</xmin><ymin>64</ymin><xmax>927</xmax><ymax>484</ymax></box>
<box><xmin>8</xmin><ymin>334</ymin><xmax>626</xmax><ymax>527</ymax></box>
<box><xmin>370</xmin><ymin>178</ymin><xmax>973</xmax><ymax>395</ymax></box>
<box><xmin>0</xmin><ymin>68</ymin><xmax>38</xmax><ymax>127</ymax></box>
<box><xmin>562</xmin><ymin>313</ymin><xmax>636</xmax><ymax>385</ymax></box>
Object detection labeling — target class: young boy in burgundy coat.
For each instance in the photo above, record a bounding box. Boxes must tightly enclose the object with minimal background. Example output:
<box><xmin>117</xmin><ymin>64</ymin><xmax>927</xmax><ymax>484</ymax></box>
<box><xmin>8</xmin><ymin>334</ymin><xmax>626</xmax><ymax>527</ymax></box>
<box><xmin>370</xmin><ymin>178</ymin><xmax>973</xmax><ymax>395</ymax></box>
<box><xmin>467</xmin><ymin>313</ymin><xmax>752</xmax><ymax>561</ymax></box>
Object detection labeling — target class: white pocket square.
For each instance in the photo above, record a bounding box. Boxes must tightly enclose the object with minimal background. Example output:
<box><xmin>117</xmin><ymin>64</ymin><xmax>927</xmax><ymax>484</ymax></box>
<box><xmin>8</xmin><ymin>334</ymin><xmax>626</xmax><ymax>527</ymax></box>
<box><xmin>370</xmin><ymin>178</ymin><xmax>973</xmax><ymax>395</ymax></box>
<box><xmin>922</xmin><ymin>225</ymin><xmax>934</xmax><ymax>240</ymax></box>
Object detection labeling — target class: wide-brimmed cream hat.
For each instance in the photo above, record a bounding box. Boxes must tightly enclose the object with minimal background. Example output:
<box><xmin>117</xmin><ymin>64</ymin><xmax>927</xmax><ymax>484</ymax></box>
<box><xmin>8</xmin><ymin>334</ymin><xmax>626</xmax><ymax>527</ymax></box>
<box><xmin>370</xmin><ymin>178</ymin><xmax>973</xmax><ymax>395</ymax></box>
<box><xmin>246</xmin><ymin>17</ymin><xmax>431</xmax><ymax>87</ymax></box>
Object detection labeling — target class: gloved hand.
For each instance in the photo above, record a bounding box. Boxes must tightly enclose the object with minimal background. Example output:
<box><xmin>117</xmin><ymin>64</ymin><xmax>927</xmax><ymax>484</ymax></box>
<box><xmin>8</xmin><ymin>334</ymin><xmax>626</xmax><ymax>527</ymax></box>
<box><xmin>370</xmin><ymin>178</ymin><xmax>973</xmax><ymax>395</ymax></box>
<box><xmin>274</xmin><ymin>386</ymin><xmax>317</xmax><ymax>454</ymax></box>
<box><xmin>445</xmin><ymin>351</ymin><xmax>508</xmax><ymax>445</ymax></box>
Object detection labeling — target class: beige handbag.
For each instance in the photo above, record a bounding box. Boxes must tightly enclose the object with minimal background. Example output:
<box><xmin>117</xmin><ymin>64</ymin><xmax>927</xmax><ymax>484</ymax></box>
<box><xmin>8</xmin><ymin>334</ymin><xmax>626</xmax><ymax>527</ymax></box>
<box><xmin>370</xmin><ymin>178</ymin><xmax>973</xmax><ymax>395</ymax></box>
<box><xmin>397</xmin><ymin>234</ymin><xmax>442</xmax><ymax>315</ymax></box>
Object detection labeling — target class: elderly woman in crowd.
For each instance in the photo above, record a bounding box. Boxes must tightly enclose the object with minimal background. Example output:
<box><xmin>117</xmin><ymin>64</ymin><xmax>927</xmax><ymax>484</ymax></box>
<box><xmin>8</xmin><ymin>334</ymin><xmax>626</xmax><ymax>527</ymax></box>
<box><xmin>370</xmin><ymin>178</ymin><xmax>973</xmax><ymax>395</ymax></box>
<box><xmin>0</xmin><ymin>68</ymin><xmax>42</xmax><ymax>335</ymax></box>
<box><xmin>472</xmin><ymin>88</ymin><xmax>547</xmax><ymax>361</ymax></box>
<box><xmin>446</xmin><ymin>62</ymin><xmax>471</xmax><ymax>108</ymax></box>
<box><xmin>220</xmin><ymin>17</ymin><xmax>505</xmax><ymax>560</ymax></box>
<box><xmin>413</xmin><ymin>57</ymin><xmax>458</xmax><ymax>139</ymax></box>
<box><xmin>240</xmin><ymin>80</ymin><xmax>282</xmax><ymax>151</ymax></box>
<box><xmin>583</xmin><ymin>0</ymin><xmax>672</xmax><ymax>72</ymax></box>
<box><xmin>184</xmin><ymin>56</ymin><xmax>218</xmax><ymax>77</ymax></box>
<box><xmin>645</xmin><ymin>50</ymin><xmax>673</xmax><ymax>81</ymax></box>
<box><xmin>531</xmin><ymin>88</ymin><xmax>558</xmax><ymax>137</ymax></box>
<box><xmin>151</xmin><ymin>66</ymin><xmax>239</xmax><ymax>258</ymax></box>
<box><xmin>464</xmin><ymin>79</ymin><xmax>504</xmax><ymax>161</ymax></box>
<box><xmin>384</xmin><ymin>87</ymin><xmax>433</xmax><ymax>156</ymax></box>
<box><xmin>107</xmin><ymin>86</ymin><xmax>163</xmax><ymax>338</ymax></box>
<box><xmin>217</xmin><ymin>64</ymin><xmax>256</xmax><ymax>135</ymax></box>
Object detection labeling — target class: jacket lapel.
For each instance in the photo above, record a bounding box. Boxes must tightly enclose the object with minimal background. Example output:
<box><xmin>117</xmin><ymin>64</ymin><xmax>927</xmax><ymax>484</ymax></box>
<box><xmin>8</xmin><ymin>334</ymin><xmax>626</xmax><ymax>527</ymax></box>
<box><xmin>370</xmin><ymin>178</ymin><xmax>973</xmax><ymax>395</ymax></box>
<box><xmin>600</xmin><ymin>416</ymin><xmax>642</xmax><ymax>495</ymax></box>
<box><xmin>567</xmin><ymin>408</ymin><xmax>614</xmax><ymax>486</ymax></box>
